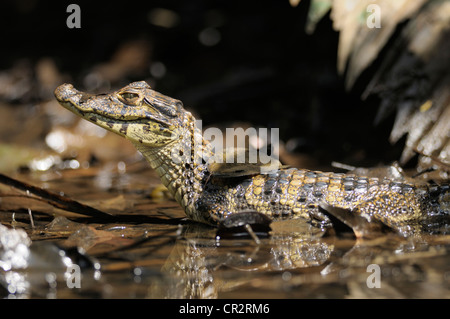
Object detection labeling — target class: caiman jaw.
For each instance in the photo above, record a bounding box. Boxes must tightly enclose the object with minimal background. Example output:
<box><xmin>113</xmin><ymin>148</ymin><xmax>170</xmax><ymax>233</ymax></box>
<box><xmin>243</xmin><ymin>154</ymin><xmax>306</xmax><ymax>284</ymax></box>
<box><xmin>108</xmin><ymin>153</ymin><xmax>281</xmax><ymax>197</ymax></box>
<box><xmin>54</xmin><ymin>82</ymin><xmax>182</xmax><ymax>147</ymax></box>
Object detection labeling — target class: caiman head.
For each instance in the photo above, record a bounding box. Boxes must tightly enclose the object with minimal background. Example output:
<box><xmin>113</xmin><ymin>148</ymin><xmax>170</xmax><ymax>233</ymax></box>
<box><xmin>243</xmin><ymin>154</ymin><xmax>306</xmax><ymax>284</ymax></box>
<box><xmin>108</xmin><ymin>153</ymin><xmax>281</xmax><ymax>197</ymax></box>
<box><xmin>54</xmin><ymin>81</ymin><xmax>186</xmax><ymax>147</ymax></box>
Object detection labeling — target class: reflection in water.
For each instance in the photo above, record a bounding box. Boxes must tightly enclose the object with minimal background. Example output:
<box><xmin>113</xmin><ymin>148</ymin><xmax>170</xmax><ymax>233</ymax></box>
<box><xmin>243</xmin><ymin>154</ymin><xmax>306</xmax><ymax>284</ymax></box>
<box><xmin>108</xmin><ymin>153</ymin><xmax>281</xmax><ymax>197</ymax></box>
<box><xmin>148</xmin><ymin>223</ymin><xmax>449</xmax><ymax>298</ymax></box>
<box><xmin>2</xmin><ymin>219</ymin><xmax>449</xmax><ymax>298</ymax></box>
<box><xmin>148</xmin><ymin>223</ymin><xmax>337</xmax><ymax>298</ymax></box>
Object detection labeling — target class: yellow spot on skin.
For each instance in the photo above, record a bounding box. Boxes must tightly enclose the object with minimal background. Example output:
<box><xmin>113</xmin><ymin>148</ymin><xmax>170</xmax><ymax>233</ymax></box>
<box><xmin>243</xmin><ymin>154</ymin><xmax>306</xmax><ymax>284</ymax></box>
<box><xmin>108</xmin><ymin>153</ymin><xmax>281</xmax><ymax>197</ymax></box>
<box><xmin>252</xmin><ymin>176</ymin><xmax>265</xmax><ymax>186</ymax></box>
<box><xmin>327</xmin><ymin>184</ymin><xmax>340</xmax><ymax>192</ymax></box>
<box><xmin>253</xmin><ymin>187</ymin><xmax>262</xmax><ymax>195</ymax></box>
<box><xmin>317</xmin><ymin>176</ymin><xmax>329</xmax><ymax>183</ymax></box>
<box><xmin>325</xmin><ymin>193</ymin><xmax>336</xmax><ymax>204</ymax></box>
<box><xmin>279</xmin><ymin>184</ymin><xmax>288</xmax><ymax>194</ymax></box>
<box><xmin>289</xmin><ymin>179</ymin><xmax>301</xmax><ymax>186</ymax></box>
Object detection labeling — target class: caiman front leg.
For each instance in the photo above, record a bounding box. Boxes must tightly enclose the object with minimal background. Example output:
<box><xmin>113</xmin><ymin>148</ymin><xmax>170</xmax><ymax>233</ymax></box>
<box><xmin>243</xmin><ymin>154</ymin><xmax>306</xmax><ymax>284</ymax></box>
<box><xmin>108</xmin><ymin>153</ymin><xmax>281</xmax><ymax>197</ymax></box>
<box><xmin>195</xmin><ymin>191</ymin><xmax>272</xmax><ymax>243</ymax></box>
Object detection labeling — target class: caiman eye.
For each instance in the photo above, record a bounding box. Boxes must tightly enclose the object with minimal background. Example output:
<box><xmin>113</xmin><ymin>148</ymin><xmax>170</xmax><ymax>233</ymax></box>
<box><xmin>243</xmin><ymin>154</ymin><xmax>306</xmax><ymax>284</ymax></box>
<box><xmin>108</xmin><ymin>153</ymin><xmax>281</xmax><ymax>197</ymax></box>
<box><xmin>119</xmin><ymin>92</ymin><xmax>140</xmax><ymax>104</ymax></box>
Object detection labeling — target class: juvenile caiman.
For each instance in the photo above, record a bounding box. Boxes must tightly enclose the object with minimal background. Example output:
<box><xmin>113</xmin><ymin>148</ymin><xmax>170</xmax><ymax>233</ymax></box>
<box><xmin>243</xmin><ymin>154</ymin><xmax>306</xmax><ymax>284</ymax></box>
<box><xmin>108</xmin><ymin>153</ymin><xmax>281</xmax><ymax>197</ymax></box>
<box><xmin>54</xmin><ymin>81</ymin><xmax>449</xmax><ymax>237</ymax></box>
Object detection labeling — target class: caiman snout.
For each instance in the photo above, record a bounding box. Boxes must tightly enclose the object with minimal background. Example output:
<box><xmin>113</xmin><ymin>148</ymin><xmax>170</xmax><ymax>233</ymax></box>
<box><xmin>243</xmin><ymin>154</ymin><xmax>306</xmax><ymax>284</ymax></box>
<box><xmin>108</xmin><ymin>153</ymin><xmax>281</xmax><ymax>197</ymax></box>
<box><xmin>54</xmin><ymin>83</ymin><xmax>80</xmax><ymax>102</ymax></box>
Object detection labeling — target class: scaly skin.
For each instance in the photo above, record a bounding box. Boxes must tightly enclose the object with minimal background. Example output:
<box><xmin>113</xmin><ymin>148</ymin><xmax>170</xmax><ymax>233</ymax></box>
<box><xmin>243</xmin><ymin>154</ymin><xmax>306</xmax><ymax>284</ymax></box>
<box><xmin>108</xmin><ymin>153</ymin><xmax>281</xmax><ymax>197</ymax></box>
<box><xmin>54</xmin><ymin>81</ymin><xmax>449</xmax><ymax>237</ymax></box>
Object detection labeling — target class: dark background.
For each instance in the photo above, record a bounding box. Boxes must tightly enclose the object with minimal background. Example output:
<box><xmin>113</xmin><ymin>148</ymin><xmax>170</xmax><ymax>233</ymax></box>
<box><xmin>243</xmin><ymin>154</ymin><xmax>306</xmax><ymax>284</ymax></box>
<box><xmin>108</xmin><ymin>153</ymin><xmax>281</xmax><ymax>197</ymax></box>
<box><xmin>0</xmin><ymin>0</ymin><xmax>402</xmax><ymax>169</ymax></box>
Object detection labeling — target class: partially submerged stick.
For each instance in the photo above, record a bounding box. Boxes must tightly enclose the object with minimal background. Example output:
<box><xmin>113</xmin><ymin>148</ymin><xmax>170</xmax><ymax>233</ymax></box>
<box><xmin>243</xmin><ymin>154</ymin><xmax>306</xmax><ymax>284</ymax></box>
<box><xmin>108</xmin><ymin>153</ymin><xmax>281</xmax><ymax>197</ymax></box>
<box><xmin>0</xmin><ymin>173</ymin><xmax>113</xmax><ymax>220</ymax></box>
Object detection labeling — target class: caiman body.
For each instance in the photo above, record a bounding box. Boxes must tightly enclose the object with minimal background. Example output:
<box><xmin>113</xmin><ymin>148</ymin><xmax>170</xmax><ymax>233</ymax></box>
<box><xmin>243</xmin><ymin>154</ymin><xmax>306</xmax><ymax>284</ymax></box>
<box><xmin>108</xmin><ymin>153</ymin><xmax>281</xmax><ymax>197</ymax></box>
<box><xmin>54</xmin><ymin>81</ymin><xmax>449</xmax><ymax>237</ymax></box>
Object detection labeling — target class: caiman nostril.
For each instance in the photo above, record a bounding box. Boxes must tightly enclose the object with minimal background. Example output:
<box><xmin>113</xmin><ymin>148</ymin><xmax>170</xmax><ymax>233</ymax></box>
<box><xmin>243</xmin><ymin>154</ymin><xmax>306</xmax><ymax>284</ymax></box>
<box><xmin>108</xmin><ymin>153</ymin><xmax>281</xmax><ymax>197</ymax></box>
<box><xmin>79</xmin><ymin>93</ymin><xmax>94</xmax><ymax>104</ymax></box>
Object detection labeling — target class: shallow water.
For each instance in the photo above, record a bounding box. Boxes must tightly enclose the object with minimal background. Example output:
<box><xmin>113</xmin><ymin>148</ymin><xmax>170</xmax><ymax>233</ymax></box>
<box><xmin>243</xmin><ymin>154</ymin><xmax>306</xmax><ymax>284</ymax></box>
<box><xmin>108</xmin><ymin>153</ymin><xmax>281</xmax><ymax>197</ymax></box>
<box><xmin>1</xmin><ymin>163</ymin><xmax>449</xmax><ymax>299</ymax></box>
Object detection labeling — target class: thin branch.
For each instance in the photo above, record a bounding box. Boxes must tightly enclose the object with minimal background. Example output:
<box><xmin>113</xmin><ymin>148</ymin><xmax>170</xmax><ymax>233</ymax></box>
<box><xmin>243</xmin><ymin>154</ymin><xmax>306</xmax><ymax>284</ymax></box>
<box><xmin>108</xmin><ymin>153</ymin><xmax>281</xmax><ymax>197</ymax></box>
<box><xmin>0</xmin><ymin>173</ymin><xmax>114</xmax><ymax>220</ymax></box>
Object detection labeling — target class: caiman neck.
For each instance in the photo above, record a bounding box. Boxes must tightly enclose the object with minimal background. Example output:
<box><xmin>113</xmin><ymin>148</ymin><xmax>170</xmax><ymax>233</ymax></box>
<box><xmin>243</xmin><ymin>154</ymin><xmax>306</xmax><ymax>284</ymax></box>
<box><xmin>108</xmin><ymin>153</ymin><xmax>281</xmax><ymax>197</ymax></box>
<box><xmin>132</xmin><ymin>112</ymin><xmax>214</xmax><ymax>222</ymax></box>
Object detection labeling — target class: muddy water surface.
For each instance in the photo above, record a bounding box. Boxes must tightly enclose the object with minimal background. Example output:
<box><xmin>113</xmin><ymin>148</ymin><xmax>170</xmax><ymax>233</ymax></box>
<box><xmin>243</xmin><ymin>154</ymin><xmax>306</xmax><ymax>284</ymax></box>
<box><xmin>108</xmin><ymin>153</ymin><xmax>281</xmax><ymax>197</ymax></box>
<box><xmin>1</xmin><ymin>161</ymin><xmax>449</xmax><ymax>299</ymax></box>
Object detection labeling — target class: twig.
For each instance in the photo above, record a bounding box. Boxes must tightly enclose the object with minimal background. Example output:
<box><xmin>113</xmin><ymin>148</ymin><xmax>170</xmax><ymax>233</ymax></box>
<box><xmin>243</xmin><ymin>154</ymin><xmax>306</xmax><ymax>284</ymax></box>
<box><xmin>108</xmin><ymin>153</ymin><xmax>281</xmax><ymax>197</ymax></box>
<box><xmin>0</xmin><ymin>173</ymin><xmax>113</xmax><ymax>220</ymax></box>
<box><xmin>331</xmin><ymin>161</ymin><xmax>356</xmax><ymax>171</ymax></box>
<box><xmin>28</xmin><ymin>208</ymin><xmax>35</xmax><ymax>228</ymax></box>
<box><xmin>244</xmin><ymin>224</ymin><xmax>261</xmax><ymax>245</ymax></box>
